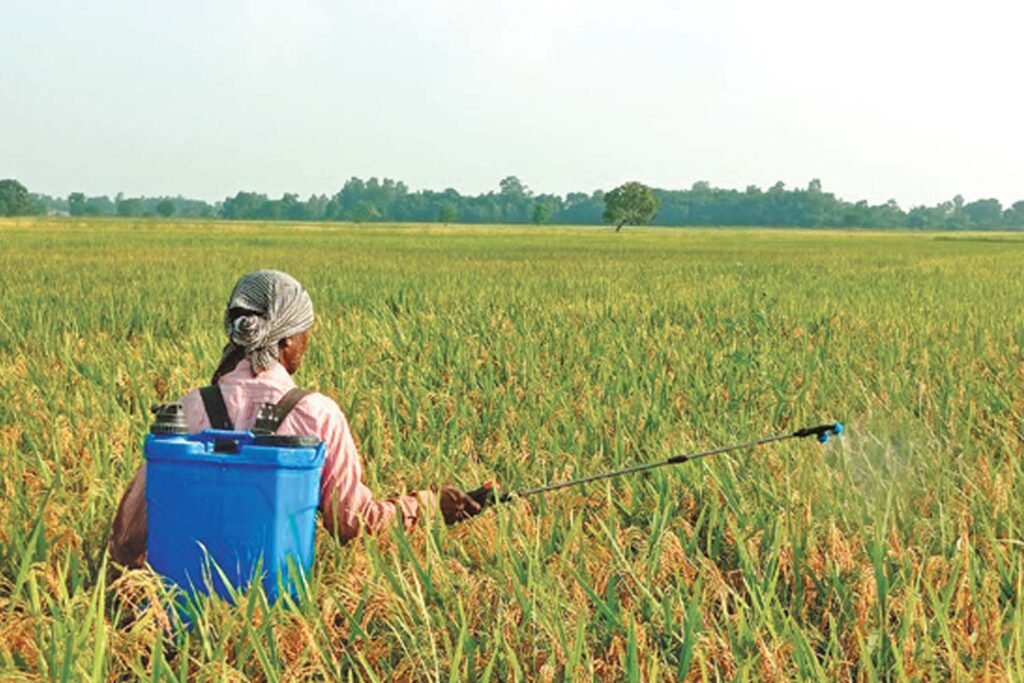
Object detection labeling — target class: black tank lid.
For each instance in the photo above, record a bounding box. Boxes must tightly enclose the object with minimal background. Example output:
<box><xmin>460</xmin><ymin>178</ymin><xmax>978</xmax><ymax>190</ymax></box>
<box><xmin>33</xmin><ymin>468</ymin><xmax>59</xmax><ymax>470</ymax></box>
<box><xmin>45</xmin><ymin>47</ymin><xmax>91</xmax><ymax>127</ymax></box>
<box><xmin>150</xmin><ymin>403</ymin><xmax>188</xmax><ymax>435</ymax></box>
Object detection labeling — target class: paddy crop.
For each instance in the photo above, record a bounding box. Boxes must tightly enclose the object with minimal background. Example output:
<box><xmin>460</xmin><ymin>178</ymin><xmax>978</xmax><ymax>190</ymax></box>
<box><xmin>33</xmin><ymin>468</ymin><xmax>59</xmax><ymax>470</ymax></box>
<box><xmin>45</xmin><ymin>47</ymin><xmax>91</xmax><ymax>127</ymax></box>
<box><xmin>1</xmin><ymin>218</ymin><xmax>1023</xmax><ymax>680</ymax></box>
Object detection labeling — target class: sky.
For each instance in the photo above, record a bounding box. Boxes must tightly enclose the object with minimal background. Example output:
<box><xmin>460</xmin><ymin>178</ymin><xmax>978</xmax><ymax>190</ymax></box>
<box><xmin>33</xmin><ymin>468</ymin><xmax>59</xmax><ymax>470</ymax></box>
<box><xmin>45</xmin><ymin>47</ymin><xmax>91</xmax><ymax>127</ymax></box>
<box><xmin>1</xmin><ymin>0</ymin><xmax>1021</xmax><ymax>207</ymax></box>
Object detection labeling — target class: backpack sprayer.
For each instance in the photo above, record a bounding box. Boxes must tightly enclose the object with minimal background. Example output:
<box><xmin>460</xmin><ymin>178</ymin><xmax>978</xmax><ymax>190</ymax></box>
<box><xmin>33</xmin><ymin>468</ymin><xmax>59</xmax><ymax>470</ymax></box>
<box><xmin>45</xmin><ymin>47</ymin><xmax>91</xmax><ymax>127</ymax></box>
<box><xmin>466</xmin><ymin>422</ymin><xmax>845</xmax><ymax>509</ymax></box>
<box><xmin>146</xmin><ymin>402</ymin><xmax>326</xmax><ymax>608</ymax></box>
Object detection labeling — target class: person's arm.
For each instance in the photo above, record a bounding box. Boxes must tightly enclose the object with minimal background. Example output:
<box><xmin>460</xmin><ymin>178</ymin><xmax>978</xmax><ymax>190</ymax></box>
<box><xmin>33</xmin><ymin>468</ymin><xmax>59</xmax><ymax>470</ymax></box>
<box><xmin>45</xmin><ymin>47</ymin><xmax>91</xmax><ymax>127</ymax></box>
<box><xmin>316</xmin><ymin>405</ymin><xmax>485</xmax><ymax>542</ymax></box>
<box><xmin>109</xmin><ymin>466</ymin><xmax>148</xmax><ymax>569</ymax></box>
<box><xmin>318</xmin><ymin>407</ymin><xmax>438</xmax><ymax>542</ymax></box>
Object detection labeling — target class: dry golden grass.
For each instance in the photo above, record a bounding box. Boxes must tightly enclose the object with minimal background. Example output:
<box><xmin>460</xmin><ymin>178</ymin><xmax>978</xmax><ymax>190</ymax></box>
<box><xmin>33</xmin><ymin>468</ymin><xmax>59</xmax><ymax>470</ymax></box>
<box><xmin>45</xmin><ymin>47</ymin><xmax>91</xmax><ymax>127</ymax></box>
<box><xmin>1</xmin><ymin>218</ymin><xmax>1023</xmax><ymax>680</ymax></box>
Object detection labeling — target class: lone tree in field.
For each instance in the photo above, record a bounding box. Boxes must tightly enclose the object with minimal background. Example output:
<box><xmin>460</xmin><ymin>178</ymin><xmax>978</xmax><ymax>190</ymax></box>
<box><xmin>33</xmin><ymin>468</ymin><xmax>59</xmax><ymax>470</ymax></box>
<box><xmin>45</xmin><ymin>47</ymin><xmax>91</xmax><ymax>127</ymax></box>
<box><xmin>603</xmin><ymin>182</ymin><xmax>659</xmax><ymax>232</ymax></box>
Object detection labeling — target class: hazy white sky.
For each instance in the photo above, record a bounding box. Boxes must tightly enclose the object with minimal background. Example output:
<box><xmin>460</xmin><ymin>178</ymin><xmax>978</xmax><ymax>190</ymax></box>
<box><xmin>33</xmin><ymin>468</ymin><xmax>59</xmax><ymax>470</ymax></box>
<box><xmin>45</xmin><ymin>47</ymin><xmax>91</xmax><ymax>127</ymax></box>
<box><xmin>1</xmin><ymin>0</ymin><xmax>1021</xmax><ymax>206</ymax></box>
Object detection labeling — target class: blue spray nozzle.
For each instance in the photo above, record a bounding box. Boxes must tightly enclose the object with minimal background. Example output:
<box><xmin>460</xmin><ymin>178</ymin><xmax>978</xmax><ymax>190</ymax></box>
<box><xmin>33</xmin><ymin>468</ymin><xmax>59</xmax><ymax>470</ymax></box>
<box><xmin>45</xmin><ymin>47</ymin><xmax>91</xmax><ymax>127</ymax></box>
<box><xmin>794</xmin><ymin>422</ymin><xmax>845</xmax><ymax>441</ymax></box>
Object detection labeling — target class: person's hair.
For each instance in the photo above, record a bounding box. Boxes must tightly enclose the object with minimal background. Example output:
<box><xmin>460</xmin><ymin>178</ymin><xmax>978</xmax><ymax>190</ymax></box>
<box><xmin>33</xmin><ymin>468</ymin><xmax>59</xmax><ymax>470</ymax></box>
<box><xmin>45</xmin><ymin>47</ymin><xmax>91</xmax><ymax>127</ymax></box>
<box><xmin>211</xmin><ymin>308</ymin><xmax>260</xmax><ymax>384</ymax></box>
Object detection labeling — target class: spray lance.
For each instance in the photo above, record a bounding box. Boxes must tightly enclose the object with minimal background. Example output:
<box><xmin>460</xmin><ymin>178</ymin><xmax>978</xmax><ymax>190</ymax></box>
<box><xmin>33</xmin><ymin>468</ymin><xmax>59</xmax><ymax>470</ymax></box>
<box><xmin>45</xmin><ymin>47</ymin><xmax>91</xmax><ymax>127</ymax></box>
<box><xmin>463</xmin><ymin>422</ymin><xmax>844</xmax><ymax>510</ymax></box>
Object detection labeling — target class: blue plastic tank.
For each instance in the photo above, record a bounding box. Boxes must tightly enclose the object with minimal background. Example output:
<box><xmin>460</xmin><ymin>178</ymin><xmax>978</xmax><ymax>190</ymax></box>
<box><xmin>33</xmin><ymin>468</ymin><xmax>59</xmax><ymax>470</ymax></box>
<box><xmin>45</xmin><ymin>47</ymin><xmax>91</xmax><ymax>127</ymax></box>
<box><xmin>144</xmin><ymin>405</ymin><xmax>326</xmax><ymax>604</ymax></box>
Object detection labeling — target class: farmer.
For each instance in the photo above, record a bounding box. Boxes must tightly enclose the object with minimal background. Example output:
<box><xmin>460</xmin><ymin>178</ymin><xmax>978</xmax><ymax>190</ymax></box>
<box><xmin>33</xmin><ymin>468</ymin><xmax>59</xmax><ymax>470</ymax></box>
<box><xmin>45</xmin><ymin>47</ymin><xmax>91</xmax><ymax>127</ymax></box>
<box><xmin>109</xmin><ymin>269</ymin><xmax>483</xmax><ymax>569</ymax></box>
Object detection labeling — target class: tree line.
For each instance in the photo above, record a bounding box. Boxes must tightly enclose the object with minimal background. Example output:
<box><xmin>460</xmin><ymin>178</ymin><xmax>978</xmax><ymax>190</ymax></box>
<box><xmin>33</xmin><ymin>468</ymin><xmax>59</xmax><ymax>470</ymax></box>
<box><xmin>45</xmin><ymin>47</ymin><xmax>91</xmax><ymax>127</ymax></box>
<box><xmin>2</xmin><ymin>176</ymin><xmax>1023</xmax><ymax>230</ymax></box>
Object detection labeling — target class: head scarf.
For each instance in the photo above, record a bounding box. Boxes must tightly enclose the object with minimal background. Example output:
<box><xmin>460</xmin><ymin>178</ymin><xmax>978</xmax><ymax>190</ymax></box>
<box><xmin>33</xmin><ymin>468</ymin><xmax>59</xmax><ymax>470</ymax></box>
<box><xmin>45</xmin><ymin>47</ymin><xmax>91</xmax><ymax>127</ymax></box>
<box><xmin>212</xmin><ymin>270</ymin><xmax>315</xmax><ymax>383</ymax></box>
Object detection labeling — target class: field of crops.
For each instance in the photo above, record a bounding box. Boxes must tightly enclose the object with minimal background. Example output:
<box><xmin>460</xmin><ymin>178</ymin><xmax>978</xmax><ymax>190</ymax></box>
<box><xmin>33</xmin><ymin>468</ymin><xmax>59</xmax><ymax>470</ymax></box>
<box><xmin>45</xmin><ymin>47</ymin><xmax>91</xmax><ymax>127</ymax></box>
<box><xmin>1</xmin><ymin>218</ymin><xmax>1023</xmax><ymax>681</ymax></box>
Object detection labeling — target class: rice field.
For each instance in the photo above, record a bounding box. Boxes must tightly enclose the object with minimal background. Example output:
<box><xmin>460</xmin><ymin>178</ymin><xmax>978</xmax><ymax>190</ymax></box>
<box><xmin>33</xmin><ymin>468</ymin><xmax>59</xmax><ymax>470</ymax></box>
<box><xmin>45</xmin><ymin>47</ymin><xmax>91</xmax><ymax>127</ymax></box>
<box><xmin>1</xmin><ymin>217</ymin><xmax>1023</xmax><ymax>681</ymax></box>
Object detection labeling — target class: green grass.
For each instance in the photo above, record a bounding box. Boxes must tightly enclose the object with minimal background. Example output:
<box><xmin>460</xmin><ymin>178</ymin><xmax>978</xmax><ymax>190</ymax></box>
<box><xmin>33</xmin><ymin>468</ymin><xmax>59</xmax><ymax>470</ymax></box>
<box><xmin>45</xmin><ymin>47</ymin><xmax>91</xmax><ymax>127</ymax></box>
<box><xmin>1</xmin><ymin>217</ymin><xmax>1023</xmax><ymax>681</ymax></box>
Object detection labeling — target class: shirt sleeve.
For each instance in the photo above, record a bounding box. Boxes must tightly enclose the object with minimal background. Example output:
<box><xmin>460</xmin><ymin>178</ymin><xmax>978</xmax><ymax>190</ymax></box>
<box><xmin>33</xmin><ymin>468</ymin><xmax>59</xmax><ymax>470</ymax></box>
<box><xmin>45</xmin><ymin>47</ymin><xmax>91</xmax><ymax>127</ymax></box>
<box><xmin>317</xmin><ymin>405</ymin><xmax>436</xmax><ymax>543</ymax></box>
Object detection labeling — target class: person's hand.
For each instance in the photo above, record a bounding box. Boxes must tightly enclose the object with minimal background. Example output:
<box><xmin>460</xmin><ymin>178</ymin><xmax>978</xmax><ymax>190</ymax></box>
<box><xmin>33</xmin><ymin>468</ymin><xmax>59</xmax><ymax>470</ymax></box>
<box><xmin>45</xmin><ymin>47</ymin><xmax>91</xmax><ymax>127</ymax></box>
<box><xmin>465</xmin><ymin>481</ymin><xmax>509</xmax><ymax>508</ymax></box>
<box><xmin>439</xmin><ymin>486</ymin><xmax>483</xmax><ymax>525</ymax></box>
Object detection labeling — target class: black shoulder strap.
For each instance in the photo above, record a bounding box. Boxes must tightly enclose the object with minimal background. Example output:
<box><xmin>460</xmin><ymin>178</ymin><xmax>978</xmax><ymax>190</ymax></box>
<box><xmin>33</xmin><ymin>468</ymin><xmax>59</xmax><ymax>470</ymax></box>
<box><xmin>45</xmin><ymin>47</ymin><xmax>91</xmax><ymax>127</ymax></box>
<box><xmin>199</xmin><ymin>386</ymin><xmax>233</xmax><ymax>430</ymax></box>
<box><xmin>253</xmin><ymin>388</ymin><xmax>312</xmax><ymax>435</ymax></box>
<box><xmin>274</xmin><ymin>388</ymin><xmax>312</xmax><ymax>431</ymax></box>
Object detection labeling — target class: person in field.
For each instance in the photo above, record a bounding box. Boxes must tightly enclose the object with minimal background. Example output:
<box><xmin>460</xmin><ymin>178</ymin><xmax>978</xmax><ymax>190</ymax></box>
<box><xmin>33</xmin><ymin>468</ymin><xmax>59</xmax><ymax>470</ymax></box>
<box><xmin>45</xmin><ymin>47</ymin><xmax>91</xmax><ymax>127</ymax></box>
<box><xmin>109</xmin><ymin>269</ymin><xmax>483</xmax><ymax>569</ymax></box>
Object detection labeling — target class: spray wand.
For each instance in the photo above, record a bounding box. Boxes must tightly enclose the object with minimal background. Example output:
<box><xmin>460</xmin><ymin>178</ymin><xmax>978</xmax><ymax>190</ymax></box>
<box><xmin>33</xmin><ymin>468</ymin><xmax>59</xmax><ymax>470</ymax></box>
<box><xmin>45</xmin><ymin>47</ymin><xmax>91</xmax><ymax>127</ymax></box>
<box><xmin>466</xmin><ymin>422</ymin><xmax>844</xmax><ymax>508</ymax></box>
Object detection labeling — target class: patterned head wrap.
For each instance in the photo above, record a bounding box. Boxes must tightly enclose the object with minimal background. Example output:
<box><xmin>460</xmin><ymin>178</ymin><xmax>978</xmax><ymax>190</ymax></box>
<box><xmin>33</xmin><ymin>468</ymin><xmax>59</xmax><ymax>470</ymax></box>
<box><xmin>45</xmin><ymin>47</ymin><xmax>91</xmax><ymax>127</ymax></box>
<box><xmin>212</xmin><ymin>270</ymin><xmax>315</xmax><ymax>383</ymax></box>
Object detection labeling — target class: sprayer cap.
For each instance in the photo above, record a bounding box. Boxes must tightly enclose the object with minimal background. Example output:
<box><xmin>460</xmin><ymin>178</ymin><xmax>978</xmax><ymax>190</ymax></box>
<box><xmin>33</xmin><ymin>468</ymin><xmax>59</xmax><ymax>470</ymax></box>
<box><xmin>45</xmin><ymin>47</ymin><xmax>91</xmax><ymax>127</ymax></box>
<box><xmin>150</xmin><ymin>403</ymin><xmax>189</xmax><ymax>435</ymax></box>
